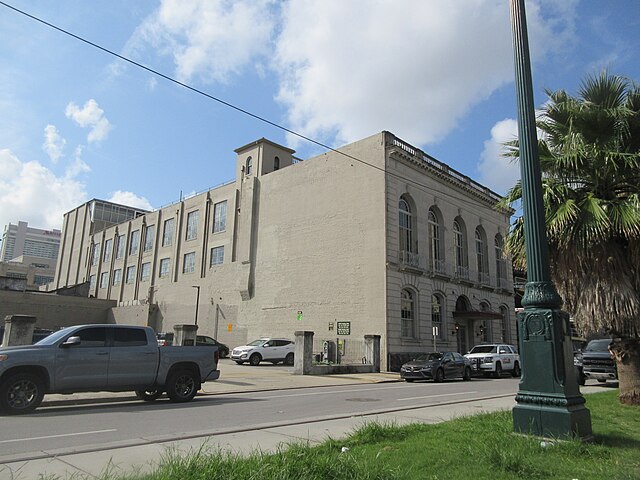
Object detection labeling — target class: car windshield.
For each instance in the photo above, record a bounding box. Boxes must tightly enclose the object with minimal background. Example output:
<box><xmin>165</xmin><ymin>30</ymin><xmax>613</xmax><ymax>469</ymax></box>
<box><xmin>34</xmin><ymin>327</ymin><xmax>75</xmax><ymax>346</ymax></box>
<box><xmin>584</xmin><ymin>339</ymin><xmax>611</xmax><ymax>352</ymax></box>
<box><xmin>414</xmin><ymin>353</ymin><xmax>442</xmax><ymax>362</ymax></box>
<box><xmin>247</xmin><ymin>339</ymin><xmax>266</xmax><ymax>346</ymax></box>
<box><xmin>469</xmin><ymin>345</ymin><xmax>497</xmax><ymax>354</ymax></box>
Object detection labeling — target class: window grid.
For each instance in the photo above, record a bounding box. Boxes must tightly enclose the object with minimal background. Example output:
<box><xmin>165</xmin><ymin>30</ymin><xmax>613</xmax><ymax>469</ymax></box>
<box><xmin>116</xmin><ymin>234</ymin><xmax>125</xmax><ymax>259</ymax></box>
<box><xmin>126</xmin><ymin>266</ymin><xmax>136</xmax><ymax>284</ymax></box>
<box><xmin>140</xmin><ymin>262</ymin><xmax>151</xmax><ymax>281</ymax></box>
<box><xmin>129</xmin><ymin>230</ymin><xmax>140</xmax><ymax>255</ymax></box>
<box><xmin>428</xmin><ymin>209</ymin><xmax>443</xmax><ymax>271</ymax></box>
<box><xmin>159</xmin><ymin>258</ymin><xmax>170</xmax><ymax>278</ymax></box>
<box><xmin>144</xmin><ymin>225</ymin><xmax>155</xmax><ymax>252</ymax></box>
<box><xmin>431</xmin><ymin>294</ymin><xmax>442</xmax><ymax>338</ymax></box>
<box><xmin>99</xmin><ymin>272</ymin><xmax>109</xmax><ymax>289</ymax></box>
<box><xmin>212</xmin><ymin>201</ymin><xmax>227</xmax><ymax>233</ymax></box>
<box><xmin>103</xmin><ymin>239</ymin><xmax>112</xmax><ymax>263</ymax></box>
<box><xmin>162</xmin><ymin>218</ymin><xmax>174</xmax><ymax>247</ymax></box>
<box><xmin>112</xmin><ymin>268</ymin><xmax>122</xmax><ymax>286</ymax></box>
<box><xmin>399</xmin><ymin>198</ymin><xmax>413</xmax><ymax>253</ymax></box>
<box><xmin>186</xmin><ymin>211</ymin><xmax>199</xmax><ymax>240</ymax></box>
<box><xmin>183</xmin><ymin>252</ymin><xmax>196</xmax><ymax>274</ymax></box>
<box><xmin>210</xmin><ymin>246</ymin><xmax>224</xmax><ymax>266</ymax></box>
<box><xmin>401</xmin><ymin>289</ymin><xmax>415</xmax><ymax>338</ymax></box>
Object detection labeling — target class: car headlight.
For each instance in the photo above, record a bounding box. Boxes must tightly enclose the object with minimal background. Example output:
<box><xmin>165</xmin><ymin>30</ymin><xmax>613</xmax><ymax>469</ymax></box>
<box><xmin>0</xmin><ymin>354</ymin><xmax>8</xmax><ymax>361</ymax></box>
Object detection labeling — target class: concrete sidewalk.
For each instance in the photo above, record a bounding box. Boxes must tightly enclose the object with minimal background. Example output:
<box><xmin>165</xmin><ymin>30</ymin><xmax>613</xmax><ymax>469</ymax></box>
<box><xmin>2</xmin><ymin>362</ymin><xmax>601</xmax><ymax>480</ymax></box>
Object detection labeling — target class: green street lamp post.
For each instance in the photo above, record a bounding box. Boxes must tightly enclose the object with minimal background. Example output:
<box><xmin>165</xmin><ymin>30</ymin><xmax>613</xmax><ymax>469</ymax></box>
<box><xmin>509</xmin><ymin>0</ymin><xmax>592</xmax><ymax>440</ymax></box>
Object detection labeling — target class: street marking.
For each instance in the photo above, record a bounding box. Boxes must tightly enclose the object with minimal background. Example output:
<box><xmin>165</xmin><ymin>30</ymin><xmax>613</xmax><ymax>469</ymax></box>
<box><xmin>0</xmin><ymin>429</ymin><xmax>117</xmax><ymax>444</ymax></box>
<box><xmin>397</xmin><ymin>391</ymin><xmax>478</xmax><ymax>401</ymax></box>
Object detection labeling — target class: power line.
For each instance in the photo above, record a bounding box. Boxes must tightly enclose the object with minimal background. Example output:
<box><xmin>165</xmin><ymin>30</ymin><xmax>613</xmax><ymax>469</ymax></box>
<box><xmin>0</xmin><ymin>1</ymin><xmax>506</xmax><ymax>215</ymax></box>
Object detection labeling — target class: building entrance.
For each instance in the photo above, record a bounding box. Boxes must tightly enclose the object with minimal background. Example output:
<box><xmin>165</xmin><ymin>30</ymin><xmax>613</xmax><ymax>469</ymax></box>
<box><xmin>456</xmin><ymin>325</ymin><xmax>467</xmax><ymax>354</ymax></box>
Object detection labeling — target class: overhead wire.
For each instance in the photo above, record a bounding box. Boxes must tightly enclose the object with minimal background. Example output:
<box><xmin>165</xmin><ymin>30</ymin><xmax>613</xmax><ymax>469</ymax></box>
<box><xmin>0</xmin><ymin>0</ymin><xmax>508</xmax><ymax>217</ymax></box>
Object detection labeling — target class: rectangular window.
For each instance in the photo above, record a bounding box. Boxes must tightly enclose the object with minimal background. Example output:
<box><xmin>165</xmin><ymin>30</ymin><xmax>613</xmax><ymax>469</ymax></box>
<box><xmin>113</xmin><ymin>328</ymin><xmax>148</xmax><ymax>347</ymax></box>
<box><xmin>144</xmin><ymin>225</ymin><xmax>155</xmax><ymax>252</ymax></box>
<box><xmin>112</xmin><ymin>268</ymin><xmax>122</xmax><ymax>286</ymax></box>
<box><xmin>186</xmin><ymin>211</ymin><xmax>199</xmax><ymax>240</ymax></box>
<box><xmin>162</xmin><ymin>218</ymin><xmax>175</xmax><ymax>247</ymax></box>
<box><xmin>89</xmin><ymin>274</ymin><xmax>96</xmax><ymax>290</ymax></box>
<box><xmin>103</xmin><ymin>239</ymin><xmax>113</xmax><ymax>262</ymax></box>
<box><xmin>116</xmin><ymin>234</ymin><xmax>125</xmax><ymax>259</ymax></box>
<box><xmin>212</xmin><ymin>201</ymin><xmax>227</xmax><ymax>233</ymax></box>
<box><xmin>126</xmin><ymin>266</ymin><xmax>136</xmax><ymax>284</ymax></box>
<box><xmin>210</xmin><ymin>246</ymin><xmax>224</xmax><ymax>266</ymax></box>
<box><xmin>140</xmin><ymin>262</ymin><xmax>151</xmax><ymax>281</ymax></box>
<box><xmin>99</xmin><ymin>272</ymin><xmax>109</xmax><ymax>289</ymax></box>
<box><xmin>183</xmin><ymin>252</ymin><xmax>196</xmax><ymax>274</ymax></box>
<box><xmin>159</xmin><ymin>258</ymin><xmax>171</xmax><ymax>278</ymax></box>
<box><xmin>91</xmin><ymin>243</ymin><xmax>101</xmax><ymax>265</ymax></box>
<box><xmin>129</xmin><ymin>230</ymin><xmax>140</xmax><ymax>255</ymax></box>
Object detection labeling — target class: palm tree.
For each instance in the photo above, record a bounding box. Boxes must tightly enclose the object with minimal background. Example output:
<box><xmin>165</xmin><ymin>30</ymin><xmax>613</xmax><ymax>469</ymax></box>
<box><xmin>500</xmin><ymin>71</ymin><xmax>640</xmax><ymax>405</ymax></box>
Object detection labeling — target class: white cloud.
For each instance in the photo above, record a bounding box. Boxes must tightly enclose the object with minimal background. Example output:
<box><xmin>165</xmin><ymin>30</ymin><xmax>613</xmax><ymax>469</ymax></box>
<box><xmin>42</xmin><ymin>125</ymin><xmax>66</xmax><ymax>163</ymax></box>
<box><xmin>0</xmin><ymin>149</ymin><xmax>88</xmax><ymax>231</ymax></box>
<box><xmin>65</xmin><ymin>99</ymin><xmax>112</xmax><ymax>143</ymax></box>
<box><xmin>107</xmin><ymin>190</ymin><xmax>154</xmax><ymax>211</ymax></box>
<box><xmin>132</xmin><ymin>0</ymin><xmax>276</xmax><ymax>83</ymax></box>
<box><xmin>477</xmin><ymin>119</ymin><xmax>520</xmax><ymax>194</ymax></box>
<box><xmin>273</xmin><ymin>0</ymin><xmax>578</xmax><ymax>148</ymax></box>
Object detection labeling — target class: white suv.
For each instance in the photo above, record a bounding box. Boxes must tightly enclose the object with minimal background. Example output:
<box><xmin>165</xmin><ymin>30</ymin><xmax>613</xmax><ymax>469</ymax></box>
<box><xmin>464</xmin><ymin>344</ymin><xmax>521</xmax><ymax>378</ymax></box>
<box><xmin>231</xmin><ymin>338</ymin><xmax>295</xmax><ymax>366</ymax></box>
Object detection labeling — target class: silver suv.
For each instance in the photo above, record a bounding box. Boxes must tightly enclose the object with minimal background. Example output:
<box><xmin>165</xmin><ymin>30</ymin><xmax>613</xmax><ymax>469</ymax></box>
<box><xmin>231</xmin><ymin>338</ymin><xmax>295</xmax><ymax>366</ymax></box>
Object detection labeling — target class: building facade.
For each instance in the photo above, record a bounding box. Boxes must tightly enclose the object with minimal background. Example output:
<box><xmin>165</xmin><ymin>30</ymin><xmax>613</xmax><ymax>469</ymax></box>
<box><xmin>54</xmin><ymin>132</ymin><xmax>515</xmax><ymax>370</ymax></box>
<box><xmin>0</xmin><ymin>221</ymin><xmax>61</xmax><ymax>289</ymax></box>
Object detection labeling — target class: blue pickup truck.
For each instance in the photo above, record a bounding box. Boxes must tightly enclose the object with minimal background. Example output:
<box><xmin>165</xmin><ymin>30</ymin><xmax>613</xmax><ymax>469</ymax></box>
<box><xmin>0</xmin><ymin>324</ymin><xmax>220</xmax><ymax>415</ymax></box>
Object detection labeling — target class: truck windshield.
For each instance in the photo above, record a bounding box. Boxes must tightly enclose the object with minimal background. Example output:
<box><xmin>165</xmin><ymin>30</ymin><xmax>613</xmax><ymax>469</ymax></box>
<box><xmin>34</xmin><ymin>327</ymin><xmax>76</xmax><ymax>346</ymax></box>
<box><xmin>584</xmin><ymin>339</ymin><xmax>611</xmax><ymax>352</ymax></box>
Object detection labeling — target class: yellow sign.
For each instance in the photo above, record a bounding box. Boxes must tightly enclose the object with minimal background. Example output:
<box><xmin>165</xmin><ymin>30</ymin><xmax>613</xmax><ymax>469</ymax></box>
<box><xmin>227</xmin><ymin>323</ymin><xmax>233</xmax><ymax>332</ymax></box>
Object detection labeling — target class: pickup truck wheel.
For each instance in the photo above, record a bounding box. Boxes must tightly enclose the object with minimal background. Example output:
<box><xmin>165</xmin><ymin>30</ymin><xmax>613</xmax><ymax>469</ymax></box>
<box><xmin>0</xmin><ymin>373</ymin><xmax>45</xmax><ymax>415</ymax></box>
<box><xmin>512</xmin><ymin>362</ymin><xmax>521</xmax><ymax>377</ymax></box>
<box><xmin>166</xmin><ymin>369</ymin><xmax>198</xmax><ymax>403</ymax></box>
<box><xmin>249</xmin><ymin>353</ymin><xmax>262</xmax><ymax>366</ymax></box>
<box><xmin>135</xmin><ymin>389</ymin><xmax>163</xmax><ymax>402</ymax></box>
<box><xmin>285</xmin><ymin>353</ymin><xmax>295</xmax><ymax>366</ymax></box>
<box><xmin>493</xmin><ymin>362</ymin><xmax>503</xmax><ymax>378</ymax></box>
<box><xmin>434</xmin><ymin>368</ymin><xmax>444</xmax><ymax>383</ymax></box>
<box><xmin>463</xmin><ymin>367</ymin><xmax>472</xmax><ymax>381</ymax></box>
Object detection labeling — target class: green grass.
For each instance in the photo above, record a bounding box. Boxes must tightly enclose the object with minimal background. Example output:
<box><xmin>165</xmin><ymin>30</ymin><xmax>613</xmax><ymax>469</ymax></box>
<box><xmin>102</xmin><ymin>391</ymin><xmax>639</xmax><ymax>480</ymax></box>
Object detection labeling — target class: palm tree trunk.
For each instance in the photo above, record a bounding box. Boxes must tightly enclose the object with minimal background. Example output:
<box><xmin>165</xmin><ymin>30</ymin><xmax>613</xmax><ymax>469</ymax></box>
<box><xmin>610</xmin><ymin>337</ymin><xmax>640</xmax><ymax>405</ymax></box>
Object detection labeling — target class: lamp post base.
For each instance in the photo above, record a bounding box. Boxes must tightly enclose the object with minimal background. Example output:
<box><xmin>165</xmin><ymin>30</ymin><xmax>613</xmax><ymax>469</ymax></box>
<box><xmin>513</xmin><ymin>395</ymin><xmax>593</xmax><ymax>441</ymax></box>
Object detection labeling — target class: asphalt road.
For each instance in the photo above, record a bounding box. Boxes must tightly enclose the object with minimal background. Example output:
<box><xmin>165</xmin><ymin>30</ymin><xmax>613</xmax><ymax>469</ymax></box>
<box><xmin>0</xmin><ymin>375</ymin><xmax>519</xmax><ymax>459</ymax></box>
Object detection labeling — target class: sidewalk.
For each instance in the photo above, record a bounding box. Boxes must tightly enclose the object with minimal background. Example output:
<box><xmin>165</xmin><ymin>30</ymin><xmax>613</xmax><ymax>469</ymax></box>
<box><xmin>2</xmin><ymin>362</ymin><xmax>597</xmax><ymax>480</ymax></box>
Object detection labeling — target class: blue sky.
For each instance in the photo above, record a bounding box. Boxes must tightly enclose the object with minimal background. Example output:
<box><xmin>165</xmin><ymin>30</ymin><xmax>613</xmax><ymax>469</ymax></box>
<box><xmin>1</xmin><ymin>0</ymin><xmax>639</xmax><ymax>231</ymax></box>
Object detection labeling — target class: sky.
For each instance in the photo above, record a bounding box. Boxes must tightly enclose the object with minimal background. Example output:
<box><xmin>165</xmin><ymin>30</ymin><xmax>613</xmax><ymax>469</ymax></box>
<box><xmin>0</xmin><ymin>0</ymin><xmax>639</xmax><ymax>232</ymax></box>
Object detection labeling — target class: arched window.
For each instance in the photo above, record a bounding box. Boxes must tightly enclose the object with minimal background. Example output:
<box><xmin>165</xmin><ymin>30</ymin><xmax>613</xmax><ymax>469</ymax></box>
<box><xmin>431</xmin><ymin>294</ymin><xmax>444</xmax><ymax>338</ymax></box>
<box><xmin>245</xmin><ymin>156</ymin><xmax>253</xmax><ymax>175</ymax></box>
<box><xmin>475</xmin><ymin>227</ymin><xmax>489</xmax><ymax>284</ymax></box>
<box><xmin>274</xmin><ymin>156</ymin><xmax>280</xmax><ymax>171</ymax></box>
<box><xmin>428</xmin><ymin>208</ymin><xmax>443</xmax><ymax>272</ymax></box>
<box><xmin>399</xmin><ymin>197</ymin><xmax>414</xmax><ymax>254</ymax></box>
<box><xmin>500</xmin><ymin>305</ymin><xmax>509</xmax><ymax>342</ymax></box>
<box><xmin>453</xmin><ymin>219</ymin><xmax>468</xmax><ymax>278</ymax></box>
<box><xmin>401</xmin><ymin>289</ymin><xmax>416</xmax><ymax>338</ymax></box>
<box><xmin>495</xmin><ymin>234</ymin><xmax>507</xmax><ymax>287</ymax></box>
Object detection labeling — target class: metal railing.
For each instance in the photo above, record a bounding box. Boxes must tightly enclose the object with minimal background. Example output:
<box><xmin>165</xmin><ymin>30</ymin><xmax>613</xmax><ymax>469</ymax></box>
<box><xmin>398</xmin><ymin>250</ymin><xmax>425</xmax><ymax>270</ymax></box>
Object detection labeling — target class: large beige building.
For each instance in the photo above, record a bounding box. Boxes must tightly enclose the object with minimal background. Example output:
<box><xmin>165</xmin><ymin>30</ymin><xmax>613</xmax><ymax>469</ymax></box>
<box><xmin>54</xmin><ymin>132</ymin><xmax>515</xmax><ymax>370</ymax></box>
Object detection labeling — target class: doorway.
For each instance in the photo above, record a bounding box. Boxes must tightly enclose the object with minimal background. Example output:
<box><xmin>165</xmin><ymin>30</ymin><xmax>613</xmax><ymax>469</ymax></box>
<box><xmin>456</xmin><ymin>325</ymin><xmax>467</xmax><ymax>354</ymax></box>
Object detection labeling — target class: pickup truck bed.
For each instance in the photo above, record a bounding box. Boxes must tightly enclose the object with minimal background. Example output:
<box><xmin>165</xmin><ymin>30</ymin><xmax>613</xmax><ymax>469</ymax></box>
<box><xmin>0</xmin><ymin>324</ymin><xmax>220</xmax><ymax>415</ymax></box>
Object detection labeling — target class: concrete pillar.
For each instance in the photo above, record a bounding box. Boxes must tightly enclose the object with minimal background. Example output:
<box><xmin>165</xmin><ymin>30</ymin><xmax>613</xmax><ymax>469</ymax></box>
<box><xmin>173</xmin><ymin>324</ymin><xmax>198</xmax><ymax>346</ymax></box>
<box><xmin>294</xmin><ymin>331</ymin><xmax>314</xmax><ymax>375</ymax></box>
<box><xmin>3</xmin><ymin>315</ymin><xmax>37</xmax><ymax>347</ymax></box>
<box><xmin>364</xmin><ymin>335</ymin><xmax>381</xmax><ymax>372</ymax></box>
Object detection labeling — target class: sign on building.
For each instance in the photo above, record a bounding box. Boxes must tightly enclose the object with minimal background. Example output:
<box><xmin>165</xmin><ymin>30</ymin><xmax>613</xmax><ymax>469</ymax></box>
<box><xmin>337</xmin><ymin>321</ymin><xmax>351</xmax><ymax>335</ymax></box>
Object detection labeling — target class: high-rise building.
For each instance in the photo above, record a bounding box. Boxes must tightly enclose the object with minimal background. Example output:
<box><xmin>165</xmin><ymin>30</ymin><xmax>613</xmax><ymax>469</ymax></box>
<box><xmin>1</xmin><ymin>221</ymin><xmax>61</xmax><ymax>262</ymax></box>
